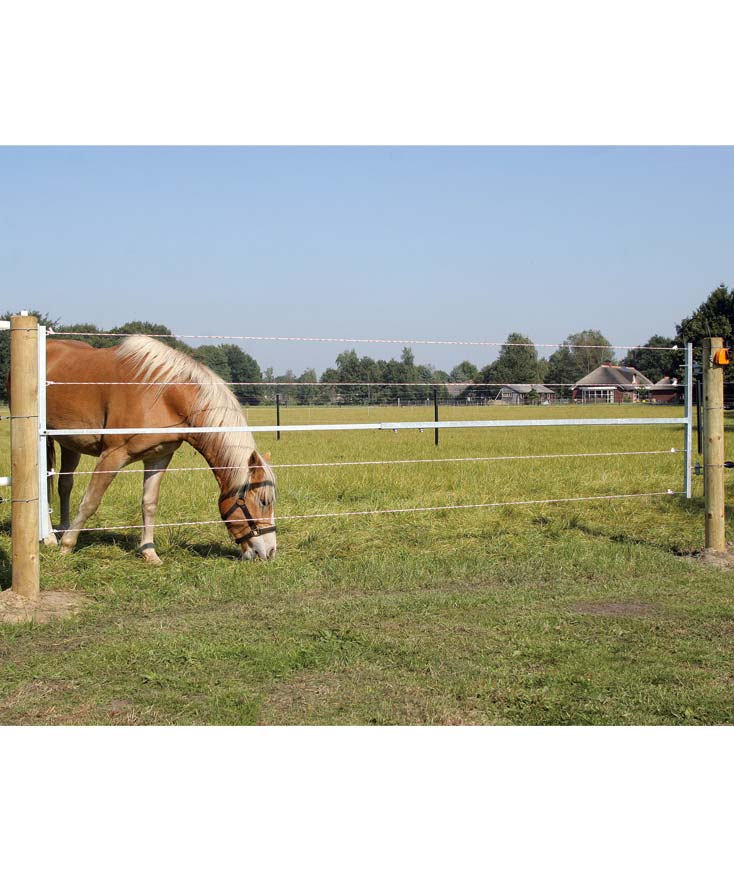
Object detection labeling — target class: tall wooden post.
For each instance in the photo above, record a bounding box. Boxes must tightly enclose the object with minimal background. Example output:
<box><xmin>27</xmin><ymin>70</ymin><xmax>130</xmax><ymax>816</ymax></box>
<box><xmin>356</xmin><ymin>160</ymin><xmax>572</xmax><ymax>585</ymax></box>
<box><xmin>276</xmin><ymin>392</ymin><xmax>281</xmax><ymax>441</ymax></box>
<box><xmin>10</xmin><ymin>314</ymin><xmax>40</xmax><ymax>599</ymax></box>
<box><xmin>703</xmin><ymin>337</ymin><xmax>726</xmax><ymax>553</ymax></box>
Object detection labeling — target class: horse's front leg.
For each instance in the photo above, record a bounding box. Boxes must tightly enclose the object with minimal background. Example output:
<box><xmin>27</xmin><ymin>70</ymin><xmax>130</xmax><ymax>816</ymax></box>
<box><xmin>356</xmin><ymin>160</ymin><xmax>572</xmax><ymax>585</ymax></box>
<box><xmin>59</xmin><ymin>446</ymin><xmax>130</xmax><ymax>554</ymax></box>
<box><xmin>138</xmin><ymin>455</ymin><xmax>173</xmax><ymax>565</ymax></box>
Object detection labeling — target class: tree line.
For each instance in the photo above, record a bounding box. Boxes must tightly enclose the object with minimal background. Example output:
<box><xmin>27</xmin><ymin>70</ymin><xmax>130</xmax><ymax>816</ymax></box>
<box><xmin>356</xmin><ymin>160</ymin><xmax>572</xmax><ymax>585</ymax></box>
<box><xmin>1</xmin><ymin>282</ymin><xmax>731</xmax><ymax>404</ymax></box>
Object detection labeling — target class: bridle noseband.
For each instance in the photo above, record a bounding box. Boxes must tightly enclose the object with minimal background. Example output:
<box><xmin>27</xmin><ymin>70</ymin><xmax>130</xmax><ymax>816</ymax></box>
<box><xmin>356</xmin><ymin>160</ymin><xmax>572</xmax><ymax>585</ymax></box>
<box><xmin>220</xmin><ymin>479</ymin><xmax>276</xmax><ymax>545</ymax></box>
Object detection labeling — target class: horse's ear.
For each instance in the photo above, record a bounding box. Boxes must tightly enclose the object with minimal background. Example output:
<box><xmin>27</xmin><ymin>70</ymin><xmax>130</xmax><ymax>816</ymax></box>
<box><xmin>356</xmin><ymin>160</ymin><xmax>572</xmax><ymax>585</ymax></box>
<box><xmin>263</xmin><ymin>451</ymin><xmax>271</xmax><ymax>462</ymax></box>
<box><xmin>249</xmin><ymin>451</ymin><xmax>260</xmax><ymax>467</ymax></box>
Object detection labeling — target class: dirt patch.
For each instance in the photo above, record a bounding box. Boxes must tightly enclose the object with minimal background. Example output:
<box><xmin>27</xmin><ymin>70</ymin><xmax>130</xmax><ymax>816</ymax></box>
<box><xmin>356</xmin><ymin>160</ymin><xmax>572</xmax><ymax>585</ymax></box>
<box><xmin>258</xmin><ymin>668</ymin><xmax>489</xmax><ymax>725</ymax></box>
<box><xmin>694</xmin><ymin>547</ymin><xmax>734</xmax><ymax>570</ymax></box>
<box><xmin>0</xmin><ymin>681</ymin><xmax>160</xmax><ymax>725</ymax></box>
<box><xmin>0</xmin><ymin>589</ymin><xmax>87</xmax><ymax>624</ymax></box>
<box><xmin>0</xmin><ymin>679</ymin><xmax>77</xmax><ymax>713</ymax></box>
<box><xmin>260</xmin><ymin>672</ymin><xmax>344</xmax><ymax>724</ymax></box>
<box><xmin>573</xmin><ymin>600</ymin><xmax>660</xmax><ymax>617</ymax></box>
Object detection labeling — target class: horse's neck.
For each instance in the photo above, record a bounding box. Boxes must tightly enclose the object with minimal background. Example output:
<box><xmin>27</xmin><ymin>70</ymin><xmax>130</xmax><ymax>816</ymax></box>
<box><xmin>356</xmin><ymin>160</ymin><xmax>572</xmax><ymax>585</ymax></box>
<box><xmin>184</xmin><ymin>430</ymin><xmax>249</xmax><ymax>495</ymax></box>
<box><xmin>176</xmin><ymin>387</ymin><xmax>252</xmax><ymax>493</ymax></box>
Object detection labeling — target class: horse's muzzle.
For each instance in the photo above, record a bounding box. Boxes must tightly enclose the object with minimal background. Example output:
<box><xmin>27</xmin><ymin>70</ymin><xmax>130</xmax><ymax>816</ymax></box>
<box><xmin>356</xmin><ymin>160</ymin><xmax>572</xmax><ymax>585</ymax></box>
<box><xmin>241</xmin><ymin>538</ymin><xmax>277</xmax><ymax>561</ymax></box>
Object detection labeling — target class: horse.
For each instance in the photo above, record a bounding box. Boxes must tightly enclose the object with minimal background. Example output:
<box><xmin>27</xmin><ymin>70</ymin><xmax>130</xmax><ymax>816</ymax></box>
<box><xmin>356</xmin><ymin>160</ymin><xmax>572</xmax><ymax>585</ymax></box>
<box><xmin>44</xmin><ymin>336</ymin><xmax>277</xmax><ymax>563</ymax></box>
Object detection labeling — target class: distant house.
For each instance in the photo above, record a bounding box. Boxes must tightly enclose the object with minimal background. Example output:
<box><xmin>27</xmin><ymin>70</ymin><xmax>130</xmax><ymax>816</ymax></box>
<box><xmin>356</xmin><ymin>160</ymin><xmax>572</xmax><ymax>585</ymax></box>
<box><xmin>648</xmin><ymin>376</ymin><xmax>684</xmax><ymax>404</ymax></box>
<box><xmin>572</xmin><ymin>364</ymin><xmax>653</xmax><ymax>403</ymax></box>
<box><xmin>495</xmin><ymin>384</ymin><xmax>556</xmax><ymax>405</ymax></box>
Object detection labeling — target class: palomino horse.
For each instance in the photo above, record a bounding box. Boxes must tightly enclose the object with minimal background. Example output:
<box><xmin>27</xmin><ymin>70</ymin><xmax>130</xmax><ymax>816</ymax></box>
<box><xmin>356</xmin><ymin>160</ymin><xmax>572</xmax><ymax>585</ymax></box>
<box><xmin>45</xmin><ymin>336</ymin><xmax>276</xmax><ymax>563</ymax></box>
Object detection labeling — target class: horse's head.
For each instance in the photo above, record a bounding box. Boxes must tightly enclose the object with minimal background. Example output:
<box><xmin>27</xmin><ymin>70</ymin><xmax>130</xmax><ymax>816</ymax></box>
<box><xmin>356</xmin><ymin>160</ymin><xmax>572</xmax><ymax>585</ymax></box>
<box><xmin>218</xmin><ymin>450</ymin><xmax>277</xmax><ymax>560</ymax></box>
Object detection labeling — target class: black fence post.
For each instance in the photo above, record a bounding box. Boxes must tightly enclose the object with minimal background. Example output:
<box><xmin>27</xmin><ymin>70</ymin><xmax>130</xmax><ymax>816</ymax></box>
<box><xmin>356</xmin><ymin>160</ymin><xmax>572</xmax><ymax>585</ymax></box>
<box><xmin>276</xmin><ymin>392</ymin><xmax>281</xmax><ymax>441</ymax></box>
<box><xmin>433</xmin><ymin>387</ymin><xmax>439</xmax><ymax>447</ymax></box>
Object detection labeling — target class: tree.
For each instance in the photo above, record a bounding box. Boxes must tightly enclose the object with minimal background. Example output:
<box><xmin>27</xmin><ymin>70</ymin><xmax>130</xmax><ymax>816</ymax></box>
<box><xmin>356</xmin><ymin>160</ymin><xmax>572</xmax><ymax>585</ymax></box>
<box><xmin>0</xmin><ymin>310</ymin><xmax>59</xmax><ymax>403</ymax></box>
<box><xmin>53</xmin><ymin>320</ymin><xmax>190</xmax><ymax>352</ymax></box>
<box><xmin>400</xmin><ymin>347</ymin><xmax>415</xmax><ymax>369</ymax></box>
<box><xmin>544</xmin><ymin>346</ymin><xmax>578</xmax><ymax>399</ymax></box>
<box><xmin>321</xmin><ymin>349</ymin><xmax>370</xmax><ymax>404</ymax></box>
<box><xmin>0</xmin><ymin>314</ymin><xmax>265</xmax><ymax>410</ymax></box>
<box><xmin>220</xmin><ymin>344</ymin><xmax>263</xmax><ymax>405</ymax></box>
<box><xmin>52</xmin><ymin>322</ymin><xmax>110</xmax><ymax>348</ymax></box>
<box><xmin>536</xmin><ymin>357</ymin><xmax>549</xmax><ymax>383</ymax></box>
<box><xmin>621</xmin><ymin>335</ymin><xmax>682</xmax><ymax>384</ymax></box>
<box><xmin>413</xmin><ymin>363</ymin><xmax>449</xmax><ymax>401</ymax></box>
<box><xmin>562</xmin><ymin>329</ymin><xmax>615</xmax><ymax>373</ymax></box>
<box><xmin>450</xmin><ymin>361</ymin><xmax>478</xmax><ymax>383</ymax></box>
<box><xmin>322</xmin><ymin>350</ymin><xmax>362</xmax><ymax>382</ymax></box>
<box><xmin>192</xmin><ymin>345</ymin><xmax>232</xmax><ymax>382</ymax></box>
<box><xmin>677</xmin><ymin>283</ymin><xmax>734</xmax><ymax>358</ymax></box>
<box><xmin>295</xmin><ymin>368</ymin><xmax>319</xmax><ymax>404</ymax></box>
<box><xmin>111</xmin><ymin>321</ymin><xmax>192</xmax><ymax>353</ymax></box>
<box><xmin>543</xmin><ymin>329</ymin><xmax>615</xmax><ymax>398</ymax></box>
<box><xmin>477</xmin><ymin>333</ymin><xmax>540</xmax><ymax>395</ymax></box>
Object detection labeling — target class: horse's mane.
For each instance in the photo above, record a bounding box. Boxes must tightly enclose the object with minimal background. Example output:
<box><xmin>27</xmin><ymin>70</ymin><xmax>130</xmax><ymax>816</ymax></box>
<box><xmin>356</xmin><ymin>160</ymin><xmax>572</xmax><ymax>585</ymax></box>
<box><xmin>116</xmin><ymin>336</ymin><xmax>271</xmax><ymax>491</ymax></box>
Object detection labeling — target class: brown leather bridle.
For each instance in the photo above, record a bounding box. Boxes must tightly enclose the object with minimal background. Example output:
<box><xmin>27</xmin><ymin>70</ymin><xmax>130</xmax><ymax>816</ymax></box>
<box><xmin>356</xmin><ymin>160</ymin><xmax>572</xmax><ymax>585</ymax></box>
<box><xmin>220</xmin><ymin>479</ymin><xmax>276</xmax><ymax>545</ymax></box>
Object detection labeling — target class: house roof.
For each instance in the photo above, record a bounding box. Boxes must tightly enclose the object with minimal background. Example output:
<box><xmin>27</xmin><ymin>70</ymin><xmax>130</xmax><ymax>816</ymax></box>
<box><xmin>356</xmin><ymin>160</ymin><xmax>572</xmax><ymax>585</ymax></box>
<box><xmin>573</xmin><ymin>364</ymin><xmax>653</xmax><ymax>390</ymax></box>
<box><xmin>498</xmin><ymin>384</ymin><xmax>556</xmax><ymax>394</ymax></box>
<box><xmin>651</xmin><ymin>376</ymin><xmax>681</xmax><ymax>389</ymax></box>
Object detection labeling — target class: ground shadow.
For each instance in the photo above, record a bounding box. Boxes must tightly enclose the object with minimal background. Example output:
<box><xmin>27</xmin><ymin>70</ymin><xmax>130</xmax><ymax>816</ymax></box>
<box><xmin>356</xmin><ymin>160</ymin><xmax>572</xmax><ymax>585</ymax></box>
<box><xmin>568</xmin><ymin>519</ymin><xmax>697</xmax><ymax>557</ymax></box>
<box><xmin>181</xmin><ymin>542</ymin><xmax>241</xmax><ymax>560</ymax></box>
<box><xmin>0</xmin><ymin>519</ymin><xmax>9</xmax><ymax>589</ymax></box>
<box><xmin>67</xmin><ymin>530</ymin><xmax>239</xmax><ymax>561</ymax></box>
<box><xmin>0</xmin><ymin>543</ymin><xmax>9</xmax><ymax>590</ymax></box>
<box><xmin>68</xmin><ymin>530</ymin><xmax>142</xmax><ymax>553</ymax></box>
<box><xmin>680</xmin><ymin>495</ymin><xmax>734</xmax><ymax>524</ymax></box>
<box><xmin>2</xmin><ymin>517</ymin><xmax>144</xmax><ymax>560</ymax></box>
<box><xmin>558</xmin><ymin>490</ymin><xmax>734</xmax><ymax>557</ymax></box>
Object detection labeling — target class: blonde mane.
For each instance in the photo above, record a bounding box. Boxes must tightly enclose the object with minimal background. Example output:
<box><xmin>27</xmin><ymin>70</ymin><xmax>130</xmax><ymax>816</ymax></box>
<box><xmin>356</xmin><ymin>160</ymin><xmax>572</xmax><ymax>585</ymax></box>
<box><xmin>116</xmin><ymin>336</ymin><xmax>266</xmax><ymax>489</ymax></box>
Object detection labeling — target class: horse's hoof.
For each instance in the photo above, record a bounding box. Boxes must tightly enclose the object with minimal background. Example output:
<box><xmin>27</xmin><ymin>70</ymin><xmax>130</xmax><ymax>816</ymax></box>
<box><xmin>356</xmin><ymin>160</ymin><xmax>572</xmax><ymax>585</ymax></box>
<box><xmin>43</xmin><ymin>532</ymin><xmax>59</xmax><ymax>547</ymax></box>
<box><xmin>140</xmin><ymin>549</ymin><xmax>163</xmax><ymax>566</ymax></box>
<box><xmin>59</xmin><ymin>545</ymin><xmax>73</xmax><ymax>555</ymax></box>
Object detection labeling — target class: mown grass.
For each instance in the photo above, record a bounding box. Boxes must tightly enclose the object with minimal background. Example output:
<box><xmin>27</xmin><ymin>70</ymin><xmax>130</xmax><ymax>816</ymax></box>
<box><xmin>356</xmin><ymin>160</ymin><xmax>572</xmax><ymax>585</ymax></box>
<box><xmin>2</xmin><ymin>401</ymin><xmax>733</xmax><ymax>725</ymax></box>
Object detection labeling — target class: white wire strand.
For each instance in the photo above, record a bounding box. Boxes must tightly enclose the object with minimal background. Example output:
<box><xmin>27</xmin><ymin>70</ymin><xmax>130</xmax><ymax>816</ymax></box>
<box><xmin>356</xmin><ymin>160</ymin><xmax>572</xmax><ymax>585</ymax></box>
<box><xmin>49</xmin><ymin>330</ymin><xmax>680</xmax><ymax>351</ymax></box>
<box><xmin>43</xmin><ymin>417</ymin><xmax>688</xmax><ymax>437</ymax></box>
<box><xmin>75</xmin><ymin>490</ymin><xmax>682</xmax><ymax>533</ymax></box>
<box><xmin>45</xmin><ymin>380</ymin><xmax>688</xmax><ymax>390</ymax></box>
<box><xmin>47</xmin><ymin>380</ymin><xmax>578</xmax><ymax>386</ymax></box>
<box><xmin>52</xmin><ymin>448</ymin><xmax>680</xmax><ymax>476</ymax></box>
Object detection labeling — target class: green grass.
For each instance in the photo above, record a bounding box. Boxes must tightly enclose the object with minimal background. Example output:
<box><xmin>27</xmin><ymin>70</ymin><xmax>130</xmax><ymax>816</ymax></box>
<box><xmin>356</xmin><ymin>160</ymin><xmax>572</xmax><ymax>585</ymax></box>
<box><xmin>2</xmin><ymin>401</ymin><xmax>733</xmax><ymax>725</ymax></box>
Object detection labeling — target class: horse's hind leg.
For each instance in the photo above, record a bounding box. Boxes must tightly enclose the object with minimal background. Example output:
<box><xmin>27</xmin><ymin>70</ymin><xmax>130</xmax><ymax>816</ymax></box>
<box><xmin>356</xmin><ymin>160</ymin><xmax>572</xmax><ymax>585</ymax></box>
<box><xmin>59</xmin><ymin>446</ymin><xmax>130</xmax><ymax>554</ymax></box>
<box><xmin>139</xmin><ymin>455</ymin><xmax>173</xmax><ymax>566</ymax></box>
<box><xmin>57</xmin><ymin>445</ymin><xmax>81</xmax><ymax>533</ymax></box>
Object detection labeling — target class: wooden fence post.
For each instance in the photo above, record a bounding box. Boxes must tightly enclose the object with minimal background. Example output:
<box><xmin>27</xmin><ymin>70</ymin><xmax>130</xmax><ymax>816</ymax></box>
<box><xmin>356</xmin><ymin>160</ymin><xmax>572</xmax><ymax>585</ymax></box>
<box><xmin>703</xmin><ymin>337</ymin><xmax>726</xmax><ymax>553</ymax></box>
<box><xmin>10</xmin><ymin>313</ymin><xmax>40</xmax><ymax>599</ymax></box>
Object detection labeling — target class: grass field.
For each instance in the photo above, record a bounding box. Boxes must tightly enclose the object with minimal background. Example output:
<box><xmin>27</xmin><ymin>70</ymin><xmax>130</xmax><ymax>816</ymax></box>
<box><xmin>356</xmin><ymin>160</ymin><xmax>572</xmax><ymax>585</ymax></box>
<box><xmin>2</xmin><ymin>401</ymin><xmax>733</xmax><ymax>726</ymax></box>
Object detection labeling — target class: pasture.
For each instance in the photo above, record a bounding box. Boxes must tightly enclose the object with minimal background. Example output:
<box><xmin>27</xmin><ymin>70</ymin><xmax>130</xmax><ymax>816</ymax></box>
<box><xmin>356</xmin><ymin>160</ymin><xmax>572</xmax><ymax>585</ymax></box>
<box><xmin>2</xmin><ymin>402</ymin><xmax>733</xmax><ymax>725</ymax></box>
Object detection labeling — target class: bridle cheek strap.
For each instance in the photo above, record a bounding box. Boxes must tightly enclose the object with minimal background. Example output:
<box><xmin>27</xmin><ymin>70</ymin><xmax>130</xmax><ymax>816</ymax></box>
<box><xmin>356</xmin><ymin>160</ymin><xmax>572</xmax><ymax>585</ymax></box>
<box><xmin>220</xmin><ymin>480</ymin><xmax>276</xmax><ymax>546</ymax></box>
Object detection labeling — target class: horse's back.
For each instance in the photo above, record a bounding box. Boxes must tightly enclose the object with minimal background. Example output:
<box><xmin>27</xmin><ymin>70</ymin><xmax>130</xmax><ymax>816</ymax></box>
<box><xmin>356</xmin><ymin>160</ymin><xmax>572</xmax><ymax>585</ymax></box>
<box><xmin>47</xmin><ymin>340</ymin><xmax>123</xmax><ymax>403</ymax></box>
<box><xmin>46</xmin><ymin>340</ymin><xmax>122</xmax><ymax>455</ymax></box>
<box><xmin>46</xmin><ymin>339</ymin><xmax>195</xmax><ymax>459</ymax></box>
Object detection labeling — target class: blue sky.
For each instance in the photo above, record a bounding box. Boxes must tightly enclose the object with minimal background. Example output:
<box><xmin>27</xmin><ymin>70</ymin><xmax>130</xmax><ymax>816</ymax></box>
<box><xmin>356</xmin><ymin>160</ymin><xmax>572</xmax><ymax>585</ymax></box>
<box><xmin>1</xmin><ymin>146</ymin><xmax>732</xmax><ymax>375</ymax></box>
